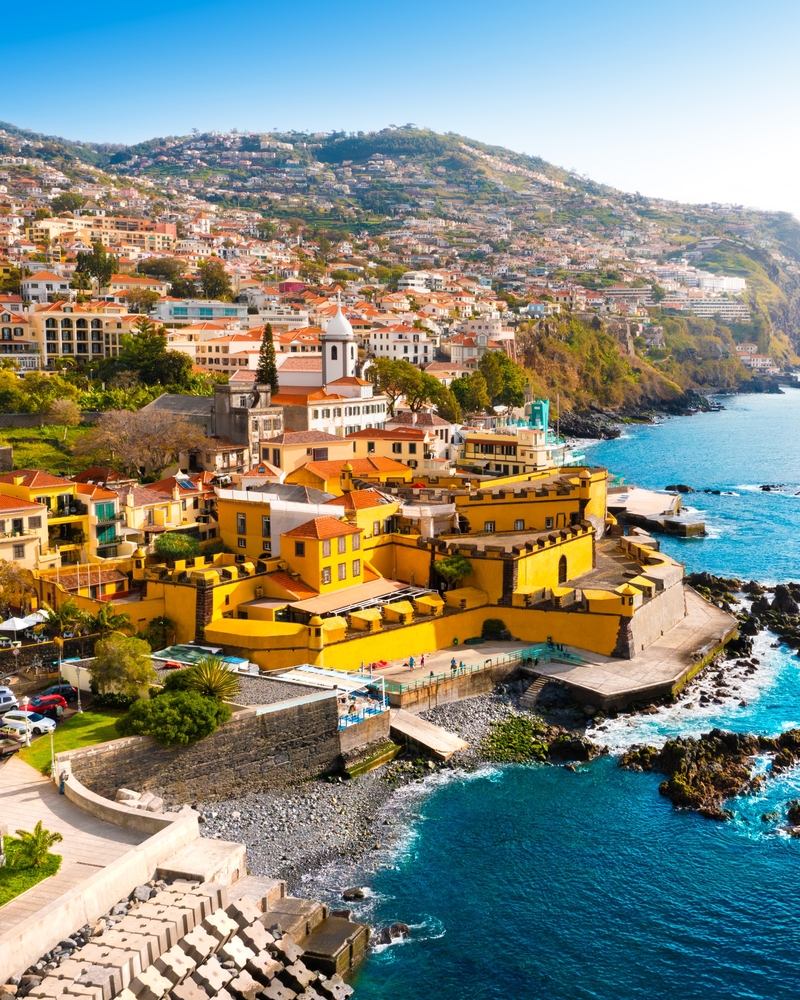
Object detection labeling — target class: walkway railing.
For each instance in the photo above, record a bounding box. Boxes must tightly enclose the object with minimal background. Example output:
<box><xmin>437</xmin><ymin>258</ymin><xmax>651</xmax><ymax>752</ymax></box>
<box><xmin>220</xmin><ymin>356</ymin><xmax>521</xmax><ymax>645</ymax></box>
<box><xmin>337</xmin><ymin>703</ymin><xmax>388</xmax><ymax>730</ymax></box>
<box><xmin>378</xmin><ymin>642</ymin><xmax>582</xmax><ymax>695</ymax></box>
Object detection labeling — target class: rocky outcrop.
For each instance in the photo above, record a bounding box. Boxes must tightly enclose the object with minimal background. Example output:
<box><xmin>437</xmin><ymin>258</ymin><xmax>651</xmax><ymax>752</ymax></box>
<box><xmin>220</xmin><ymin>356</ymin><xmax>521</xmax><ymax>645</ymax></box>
<box><xmin>621</xmin><ymin>728</ymin><xmax>800</xmax><ymax>819</ymax></box>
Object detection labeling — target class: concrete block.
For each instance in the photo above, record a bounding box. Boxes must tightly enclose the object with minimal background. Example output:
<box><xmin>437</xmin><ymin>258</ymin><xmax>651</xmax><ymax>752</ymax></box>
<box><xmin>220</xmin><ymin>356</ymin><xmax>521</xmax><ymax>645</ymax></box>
<box><xmin>244</xmin><ymin>953</ymin><xmax>282</xmax><ymax>985</ymax></box>
<box><xmin>238</xmin><ymin>922</ymin><xmax>273</xmax><ymax>956</ymax></box>
<box><xmin>75</xmin><ymin>967</ymin><xmax>119</xmax><ymax>1000</ymax></box>
<box><xmin>62</xmin><ymin>987</ymin><xmax>104</xmax><ymax>1000</ymax></box>
<box><xmin>201</xmin><ymin>910</ymin><xmax>238</xmax><ymax>947</ymax></box>
<box><xmin>278</xmin><ymin>963</ymin><xmax>316</xmax><ymax>994</ymax></box>
<box><xmin>158</xmin><ymin>841</ymin><xmax>244</xmax><ymax>887</ymax></box>
<box><xmin>152</xmin><ymin>893</ymin><xmax>204</xmax><ymax>928</ymax></box>
<box><xmin>75</xmin><ymin>946</ymin><xmax>141</xmax><ymax>987</ymax></box>
<box><xmin>153</xmin><ymin>948</ymin><xmax>196</xmax><ymax>987</ymax></box>
<box><xmin>315</xmin><ymin>976</ymin><xmax>353</xmax><ymax>1000</ymax></box>
<box><xmin>100</xmin><ymin>930</ymin><xmax>161</xmax><ymax>970</ymax></box>
<box><xmin>176</xmin><ymin>927</ymin><xmax>217</xmax><ymax>966</ymax></box>
<box><xmin>191</xmin><ymin>957</ymin><xmax>232</xmax><ymax>996</ymax></box>
<box><xmin>127</xmin><ymin>967</ymin><xmax>173</xmax><ymax>1000</ymax></box>
<box><xmin>226</xmin><ymin>971</ymin><xmax>260</xmax><ymax>1000</ymax></box>
<box><xmin>270</xmin><ymin>936</ymin><xmax>304</xmax><ymax>965</ymax></box>
<box><xmin>115</xmin><ymin>789</ymin><xmax>140</xmax><ymax>803</ymax></box>
<box><xmin>296</xmin><ymin>989</ymin><xmax>325</xmax><ymax>1000</ymax></box>
<box><xmin>27</xmin><ymin>978</ymin><xmax>67</xmax><ymax>999</ymax></box>
<box><xmin>134</xmin><ymin>904</ymin><xmax>191</xmax><ymax>943</ymax></box>
<box><xmin>190</xmin><ymin>884</ymin><xmax>228</xmax><ymax>913</ymax></box>
<box><xmin>227</xmin><ymin>877</ymin><xmax>285</xmax><ymax>914</ymax></box>
<box><xmin>167</xmin><ymin>981</ymin><xmax>206</xmax><ymax>1000</ymax></box>
<box><xmin>216</xmin><ymin>938</ymin><xmax>254</xmax><ymax>971</ymax></box>
<box><xmin>116</xmin><ymin>918</ymin><xmax>171</xmax><ymax>957</ymax></box>
<box><xmin>52</xmin><ymin>960</ymin><xmax>95</xmax><ymax>982</ymax></box>
<box><xmin>225</xmin><ymin>899</ymin><xmax>261</xmax><ymax>932</ymax></box>
<box><xmin>260</xmin><ymin>983</ymin><xmax>296</xmax><ymax>1000</ymax></box>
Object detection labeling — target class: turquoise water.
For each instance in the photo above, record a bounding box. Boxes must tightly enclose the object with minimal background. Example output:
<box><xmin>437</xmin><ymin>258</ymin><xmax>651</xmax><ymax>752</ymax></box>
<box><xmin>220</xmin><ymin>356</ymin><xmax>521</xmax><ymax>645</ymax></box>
<box><xmin>587</xmin><ymin>388</ymin><xmax>800</xmax><ymax>581</ymax></box>
<box><xmin>345</xmin><ymin>391</ymin><xmax>800</xmax><ymax>1000</ymax></box>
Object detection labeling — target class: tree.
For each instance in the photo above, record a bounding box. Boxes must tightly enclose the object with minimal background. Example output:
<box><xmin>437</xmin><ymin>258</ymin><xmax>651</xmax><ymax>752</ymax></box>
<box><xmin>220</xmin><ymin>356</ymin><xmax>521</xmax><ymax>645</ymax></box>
<box><xmin>117</xmin><ymin>690</ymin><xmax>231</xmax><ymax>746</ymax></box>
<box><xmin>478</xmin><ymin>352</ymin><xmax>526</xmax><ymax>408</ymax></box>
<box><xmin>169</xmin><ymin>276</ymin><xmax>198</xmax><ymax>298</ymax></box>
<box><xmin>39</xmin><ymin>599</ymin><xmax>86</xmax><ymax>640</ymax></box>
<box><xmin>256</xmin><ymin>323</ymin><xmax>278</xmax><ymax>389</ymax></box>
<box><xmin>197</xmin><ymin>257</ymin><xmax>232</xmax><ymax>300</ymax></box>
<box><xmin>185</xmin><ymin>656</ymin><xmax>240</xmax><ymax>701</ymax></box>
<box><xmin>434</xmin><ymin>553</ymin><xmax>473</xmax><ymax>589</ymax></box>
<box><xmin>453</xmin><ymin>372</ymin><xmax>491</xmax><ymax>413</ymax></box>
<box><xmin>72</xmin><ymin>410</ymin><xmax>209</xmax><ymax>477</ymax></box>
<box><xmin>368</xmin><ymin>358</ymin><xmax>441</xmax><ymax>416</ymax></box>
<box><xmin>9</xmin><ymin>822</ymin><xmax>62</xmax><ymax>869</ymax></box>
<box><xmin>117</xmin><ymin>318</ymin><xmax>192</xmax><ymax>387</ymax></box>
<box><xmin>154</xmin><ymin>532</ymin><xmax>201</xmax><ymax>563</ymax></box>
<box><xmin>433</xmin><ymin>387</ymin><xmax>462</xmax><ymax>424</ymax></box>
<box><xmin>137</xmin><ymin>258</ymin><xmax>184</xmax><ymax>282</ymax></box>
<box><xmin>51</xmin><ymin>192</ymin><xmax>85</xmax><ymax>215</ymax></box>
<box><xmin>75</xmin><ymin>241</ymin><xmax>117</xmax><ymax>287</ymax></box>
<box><xmin>86</xmin><ymin>604</ymin><xmax>132</xmax><ymax>638</ymax></box>
<box><xmin>124</xmin><ymin>289</ymin><xmax>159</xmax><ymax>314</ymax></box>
<box><xmin>0</xmin><ymin>559</ymin><xmax>34</xmax><ymax>616</ymax></box>
<box><xmin>90</xmin><ymin>634</ymin><xmax>155</xmax><ymax>698</ymax></box>
<box><xmin>47</xmin><ymin>398</ymin><xmax>82</xmax><ymax>442</ymax></box>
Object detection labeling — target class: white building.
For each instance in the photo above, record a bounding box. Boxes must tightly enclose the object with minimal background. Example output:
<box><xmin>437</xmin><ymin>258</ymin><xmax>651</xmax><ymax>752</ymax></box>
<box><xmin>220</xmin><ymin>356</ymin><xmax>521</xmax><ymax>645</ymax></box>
<box><xmin>368</xmin><ymin>323</ymin><xmax>435</xmax><ymax>364</ymax></box>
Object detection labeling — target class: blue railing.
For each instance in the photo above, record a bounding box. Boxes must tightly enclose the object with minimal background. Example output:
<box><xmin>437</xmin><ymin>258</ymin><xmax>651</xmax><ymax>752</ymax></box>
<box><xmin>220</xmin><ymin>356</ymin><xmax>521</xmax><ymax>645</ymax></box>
<box><xmin>338</xmin><ymin>703</ymin><xmax>388</xmax><ymax>730</ymax></box>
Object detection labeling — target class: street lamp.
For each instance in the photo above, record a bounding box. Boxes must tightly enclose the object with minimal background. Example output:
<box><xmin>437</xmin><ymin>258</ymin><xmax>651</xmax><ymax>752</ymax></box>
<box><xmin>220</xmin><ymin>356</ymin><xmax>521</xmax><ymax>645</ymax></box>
<box><xmin>49</xmin><ymin>728</ymin><xmax>55</xmax><ymax>777</ymax></box>
<box><xmin>75</xmin><ymin>664</ymin><xmax>83</xmax><ymax>714</ymax></box>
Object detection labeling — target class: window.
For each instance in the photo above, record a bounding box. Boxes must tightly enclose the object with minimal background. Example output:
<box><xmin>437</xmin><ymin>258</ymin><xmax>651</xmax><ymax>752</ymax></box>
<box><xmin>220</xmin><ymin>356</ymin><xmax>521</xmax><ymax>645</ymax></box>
<box><xmin>352</xmin><ymin>534</ymin><xmax>360</xmax><ymax>551</ymax></box>
<box><xmin>352</xmin><ymin>559</ymin><xmax>361</xmax><ymax>576</ymax></box>
<box><xmin>338</xmin><ymin>535</ymin><xmax>347</xmax><ymax>554</ymax></box>
<box><xmin>331</xmin><ymin>345</ymin><xmax>338</xmax><ymax>360</ymax></box>
<box><xmin>262</xmin><ymin>515</ymin><xmax>271</xmax><ymax>537</ymax></box>
<box><xmin>322</xmin><ymin>539</ymin><xmax>331</xmax><ymax>557</ymax></box>
<box><xmin>295</xmin><ymin>541</ymin><xmax>305</xmax><ymax>557</ymax></box>
<box><xmin>238</xmin><ymin>537</ymin><xmax>247</xmax><ymax>548</ymax></box>
<box><xmin>408</xmin><ymin>443</ymin><xmax>417</xmax><ymax>454</ymax></box>
<box><xmin>392</xmin><ymin>442</ymin><xmax>402</xmax><ymax>454</ymax></box>
<box><xmin>236</xmin><ymin>513</ymin><xmax>246</xmax><ymax>534</ymax></box>
<box><xmin>312</xmin><ymin>447</ymin><xmax>328</xmax><ymax>462</ymax></box>
<box><xmin>545</xmin><ymin>517</ymin><xmax>554</xmax><ymax>529</ymax></box>
<box><xmin>367</xmin><ymin>441</ymin><xmax>375</xmax><ymax>454</ymax></box>
<box><xmin>484</xmin><ymin>521</ymin><xmax>495</xmax><ymax>532</ymax></box>
<box><xmin>29</xmin><ymin>516</ymin><xmax>41</xmax><ymax>529</ymax></box>
<box><xmin>514</xmin><ymin>519</ymin><xmax>524</xmax><ymax>531</ymax></box>
<box><xmin>12</xmin><ymin>544</ymin><xmax>23</xmax><ymax>560</ymax></box>
<box><xmin>338</xmin><ymin>563</ymin><xmax>347</xmax><ymax>580</ymax></box>
<box><xmin>558</xmin><ymin>555</ymin><xmax>567</xmax><ymax>585</ymax></box>
<box><xmin>321</xmin><ymin>567</ymin><xmax>331</xmax><ymax>585</ymax></box>
<box><xmin>373</xmin><ymin>521</ymin><xmax>381</xmax><ymax>536</ymax></box>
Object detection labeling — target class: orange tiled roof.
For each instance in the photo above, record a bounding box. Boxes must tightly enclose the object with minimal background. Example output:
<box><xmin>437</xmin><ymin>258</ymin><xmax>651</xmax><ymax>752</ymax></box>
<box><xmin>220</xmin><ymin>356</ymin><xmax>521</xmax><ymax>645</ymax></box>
<box><xmin>299</xmin><ymin>457</ymin><xmax>411</xmax><ymax>478</ymax></box>
<box><xmin>323</xmin><ymin>489</ymin><xmax>391</xmax><ymax>511</ymax></box>
<box><xmin>0</xmin><ymin>469</ymin><xmax>73</xmax><ymax>488</ymax></box>
<box><xmin>265</xmin><ymin>571</ymin><xmax>319</xmax><ymax>600</ymax></box>
<box><xmin>283</xmin><ymin>516</ymin><xmax>362</xmax><ymax>540</ymax></box>
<box><xmin>0</xmin><ymin>494</ymin><xmax>44</xmax><ymax>511</ymax></box>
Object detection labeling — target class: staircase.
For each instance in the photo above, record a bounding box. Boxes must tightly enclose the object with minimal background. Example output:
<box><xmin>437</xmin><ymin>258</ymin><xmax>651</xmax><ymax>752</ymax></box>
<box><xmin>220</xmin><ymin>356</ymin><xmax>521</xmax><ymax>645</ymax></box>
<box><xmin>519</xmin><ymin>677</ymin><xmax>548</xmax><ymax>711</ymax></box>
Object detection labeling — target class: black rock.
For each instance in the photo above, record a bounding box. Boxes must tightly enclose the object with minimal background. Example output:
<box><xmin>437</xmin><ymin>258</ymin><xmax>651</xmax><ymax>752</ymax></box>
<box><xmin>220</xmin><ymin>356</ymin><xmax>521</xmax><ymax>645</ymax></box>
<box><xmin>771</xmin><ymin>585</ymin><xmax>799</xmax><ymax>615</ymax></box>
<box><xmin>665</xmin><ymin>484</ymin><xmax>694</xmax><ymax>493</ymax></box>
<box><xmin>342</xmin><ymin>887</ymin><xmax>366</xmax><ymax>901</ymax></box>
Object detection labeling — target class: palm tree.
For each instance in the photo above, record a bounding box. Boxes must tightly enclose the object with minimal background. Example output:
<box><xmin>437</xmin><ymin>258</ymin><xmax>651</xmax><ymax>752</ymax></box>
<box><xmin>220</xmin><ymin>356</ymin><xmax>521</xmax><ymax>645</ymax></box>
<box><xmin>10</xmin><ymin>821</ymin><xmax>63</xmax><ymax>868</ymax></box>
<box><xmin>86</xmin><ymin>604</ymin><xmax>132</xmax><ymax>638</ymax></box>
<box><xmin>186</xmin><ymin>656</ymin><xmax>240</xmax><ymax>702</ymax></box>
<box><xmin>38</xmin><ymin>599</ymin><xmax>88</xmax><ymax>684</ymax></box>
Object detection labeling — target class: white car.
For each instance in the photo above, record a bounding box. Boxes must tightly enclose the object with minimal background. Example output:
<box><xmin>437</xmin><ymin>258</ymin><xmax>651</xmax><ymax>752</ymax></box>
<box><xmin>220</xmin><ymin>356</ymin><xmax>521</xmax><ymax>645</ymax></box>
<box><xmin>1</xmin><ymin>710</ymin><xmax>55</xmax><ymax>736</ymax></box>
<box><xmin>0</xmin><ymin>686</ymin><xmax>18</xmax><ymax>714</ymax></box>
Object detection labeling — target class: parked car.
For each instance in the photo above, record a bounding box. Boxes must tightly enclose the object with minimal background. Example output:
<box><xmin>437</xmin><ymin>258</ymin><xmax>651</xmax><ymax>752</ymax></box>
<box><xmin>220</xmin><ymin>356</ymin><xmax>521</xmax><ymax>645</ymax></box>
<box><xmin>0</xmin><ymin>686</ymin><xmax>19</xmax><ymax>714</ymax></box>
<box><xmin>1</xmin><ymin>710</ymin><xmax>56</xmax><ymax>736</ymax></box>
<box><xmin>41</xmin><ymin>684</ymin><xmax>78</xmax><ymax>703</ymax></box>
<box><xmin>29</xmin><ymin>694</ymin><xmax>67</xmax><ymax>721</ymax></box>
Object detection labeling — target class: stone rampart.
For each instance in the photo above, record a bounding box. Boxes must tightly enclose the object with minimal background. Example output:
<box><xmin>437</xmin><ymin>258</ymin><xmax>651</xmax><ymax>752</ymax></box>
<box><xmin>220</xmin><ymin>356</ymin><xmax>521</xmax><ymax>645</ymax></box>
<box><xmin>71</xmin><ymin>691</ymin><xmax>341</xmax><ymax>804</ymax></box>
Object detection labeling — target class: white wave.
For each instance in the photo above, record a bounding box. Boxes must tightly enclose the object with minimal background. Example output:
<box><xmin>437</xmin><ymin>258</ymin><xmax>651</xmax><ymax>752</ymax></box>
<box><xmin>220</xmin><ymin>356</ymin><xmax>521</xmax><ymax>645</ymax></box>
<box><xmin>369</xmin><ymin>915</ymin><xmax>447</xmax><ymax>956</ymax></box>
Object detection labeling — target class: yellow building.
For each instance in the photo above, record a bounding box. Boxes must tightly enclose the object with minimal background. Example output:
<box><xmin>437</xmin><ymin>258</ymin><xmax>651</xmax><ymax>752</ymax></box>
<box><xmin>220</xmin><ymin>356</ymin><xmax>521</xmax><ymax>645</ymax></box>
<box><xmin>260</xmin><ymin>431</ymin><xmax>353</xmax><ymax>474</ymax></box>
<box><xmin>286</xmin><ymin>458</ymin><xmax>413</xmax><ymax>495</ymax></box>
<box><xmin>29</xmin><ymin>301</ymin><xmax>138</xmax><ymax>365</ymax></box>
<box><xmin>282</xmin><ymin>516</ymin><xmax>364</xmax><ymax>594</ymax></box>
<box><xmin>0</xmin><ymin>494</ymin><xmax>59</xmax><ymax>570</ymax></box>
<box><xmin>0</xmin><ymin>471</ymin><xmax>90</xmax><ymax>566</ymax></box>
<box><xmin>461</xmin><ymin>425</ymin><xmax>562</xmax><ymax>476</ymax></box>
<box><xmin>345</xmin><ymin>427</ymin><xmax>437</xmax><ymax>473</ymax></box>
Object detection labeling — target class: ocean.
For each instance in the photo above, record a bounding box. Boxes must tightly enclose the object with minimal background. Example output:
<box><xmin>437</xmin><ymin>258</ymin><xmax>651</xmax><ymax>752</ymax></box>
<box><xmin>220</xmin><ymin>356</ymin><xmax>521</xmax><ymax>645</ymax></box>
<box><xmin>344</xmin><ymin>390</ymin><xmax>800</xmax><ymax>1000</ymax></box>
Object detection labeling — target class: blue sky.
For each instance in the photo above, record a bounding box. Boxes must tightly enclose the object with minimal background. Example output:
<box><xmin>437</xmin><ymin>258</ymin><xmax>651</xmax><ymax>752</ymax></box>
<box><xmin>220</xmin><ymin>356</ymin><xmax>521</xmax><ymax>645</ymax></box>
<box><xmin>7</xmin><ymin>0</ymin><xmax>800</xmax><ymax>216</ymax></box>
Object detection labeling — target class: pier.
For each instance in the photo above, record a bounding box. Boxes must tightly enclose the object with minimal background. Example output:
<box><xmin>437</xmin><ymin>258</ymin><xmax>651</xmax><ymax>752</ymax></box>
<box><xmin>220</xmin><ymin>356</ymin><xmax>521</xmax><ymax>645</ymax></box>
<box><xmin>607</xmin><ymin>486</ymin><xmax>706</xmax><ymax>536</ymax></box>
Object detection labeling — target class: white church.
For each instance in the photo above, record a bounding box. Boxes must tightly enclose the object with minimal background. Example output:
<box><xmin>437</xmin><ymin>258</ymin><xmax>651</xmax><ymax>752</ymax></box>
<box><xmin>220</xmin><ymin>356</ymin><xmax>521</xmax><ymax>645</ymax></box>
<box><xmin>270</xmin><ymin>303</ymin><xmax>389</xmax><ymax>438</ymax></box>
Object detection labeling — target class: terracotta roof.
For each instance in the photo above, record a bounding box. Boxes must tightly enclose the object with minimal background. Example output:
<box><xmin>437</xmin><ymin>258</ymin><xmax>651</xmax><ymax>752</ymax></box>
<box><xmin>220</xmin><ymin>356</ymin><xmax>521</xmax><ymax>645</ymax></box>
<box><xmin>55</xmin><ymin>568</ymin><xmax>127</xmax><ymax>592</ymax></box>
<box><xmin>298</xmin><ymin>457</ymin><xmax>411</xmax><ymax>479</ymax></box>
<box><xmin>262</xmin><ymin>430</ymin><xmax>343</xmax><ymax>445</ymax></box>
<box><xmin>0</xmin><ymin>469</ymin><xmax>73</xmax><ymax>488</ymax></box>
<box><xmin>323</xmin><ymin>489</ymin><xmax>391</xmax><ymax>511</ymax></box>
<box><xmin>113</xmin><ymin>486</ymin><xmax>175</xmax><ymax>507</ymax></box>
<box><xmin>278</xmin><ymin>356</ymin><xmax>323</xmax><ymax>371</ymax></box>
<box><xmin>345</xmin><ymin>428</ymin><xmax>426</xmax><ymax>441</ymax></box>
<box><xmin>271</xmin><ymin>390</ymin><xmax>346</xmax><ymax>405</ymax></box>
<box><xmin>388</xmin><ymin>411</ymin><xmax>451</xmax><ymax>427</ymax></box>
<box><xmin>71</xmin><ymin>467</ymin><xmax>134</xmax><ymax>486</ymax></box>
<box><xmin>23</xmin><ymin>271</ymin><xmax>66</xmax><ymax>282</ymax></box>
<box><xmin>0</xmin><ymin>494</ymin><xmax>44</xmax><ymax>511</ymax></box>
<box><xmin>265</xmin><ymin>571</ymin><xmax>319</xmax><ymax>600</ymax></box>
<box><xmin>75</xmin><ymin>483</ymin><xmax>118</xmax><ymax>501</ymax></box>
<box><xmin>283</xmin><ymin>516</ymin><xmax>362</xmax><ymax>540</ymax></box>
<box><xmin>326</xmin><ymin>377</ymin><xmax>371</xmax><ymax>386</ymax></box>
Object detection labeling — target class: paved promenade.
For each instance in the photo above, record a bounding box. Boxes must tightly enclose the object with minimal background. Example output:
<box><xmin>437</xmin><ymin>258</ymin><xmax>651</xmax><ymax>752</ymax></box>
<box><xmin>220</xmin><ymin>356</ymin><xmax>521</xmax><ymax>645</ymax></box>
<box><xmin>0</xmin><ymin>756</ymin><xmax>145</xmax><ymax>934</ymax></box>
<box><xmin>530</xmin><ymin>590</ymin><xmax>736</xmax><ymax>706</ymax></box>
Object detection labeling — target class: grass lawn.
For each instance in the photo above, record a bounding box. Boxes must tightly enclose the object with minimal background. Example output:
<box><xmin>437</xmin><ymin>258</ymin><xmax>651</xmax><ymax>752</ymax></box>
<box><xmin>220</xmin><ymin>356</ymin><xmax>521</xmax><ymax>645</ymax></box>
<box><xmin>0</xmin><ymin>837</ymin><xmax>62</xmax><ymax>907</ymax></box>
<box><xmin>19</xmin><ymin>709</ymin><xmax>124</xmax><ymax>774</ymax></box>
<box><xmin>0</xmin><ymin>424</ymin><xmax>85</xmax><ymax>476</ymax></box>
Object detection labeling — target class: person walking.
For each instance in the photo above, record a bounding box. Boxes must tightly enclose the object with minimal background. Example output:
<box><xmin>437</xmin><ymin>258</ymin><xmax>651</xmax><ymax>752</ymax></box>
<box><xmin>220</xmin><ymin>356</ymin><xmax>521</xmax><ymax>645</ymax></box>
<box><xmin>421</xmin><ymin>654</ymin><xmax>425</xmax><ymax>668</ymax></box>
<box><xmin>409</xmin><ymin>655</ymin><xmax>415</xmax><ymax>671</ymax></box>
<box><xmin>451</xmin><ymin>656</ymin><xmax>457</xmax><ymax>670</ymax></box>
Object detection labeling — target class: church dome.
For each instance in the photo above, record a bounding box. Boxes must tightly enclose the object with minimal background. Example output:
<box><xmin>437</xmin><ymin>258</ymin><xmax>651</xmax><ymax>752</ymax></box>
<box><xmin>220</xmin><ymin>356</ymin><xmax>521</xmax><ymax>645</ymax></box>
<box><xmin>325</xmin><ymin>304</ymin><xmax>354</xmax><ymax>340</ymax></box>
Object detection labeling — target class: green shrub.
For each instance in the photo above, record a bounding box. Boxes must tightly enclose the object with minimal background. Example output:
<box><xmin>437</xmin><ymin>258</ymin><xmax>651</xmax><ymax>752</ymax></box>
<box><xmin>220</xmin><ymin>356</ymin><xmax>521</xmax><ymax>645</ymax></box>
<box><xmin>159</xmin><ymin>669</ymin><xmax>193</xmax><ymax>694</ymax></box>
<box><xmin>481</xmin><ymin>618</ymin><xmax>510</xmax><ymax>640</ymax></box>
<box><xmin>92</xmin><ymin>689</ymin><xmax>138</xmax><ymax>710</ymax></box>
<box><xmin>117</xmin><ymin>691</ymin><xmax>230</xmax><ymax>746</ymax></box>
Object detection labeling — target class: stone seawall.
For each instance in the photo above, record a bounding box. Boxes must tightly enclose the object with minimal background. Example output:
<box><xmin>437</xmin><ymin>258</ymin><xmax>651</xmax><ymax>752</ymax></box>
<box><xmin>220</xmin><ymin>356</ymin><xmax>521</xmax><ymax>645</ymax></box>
<box><xmin>72</xmin><ymin>692</ymin><xmax>341</xmax><ymax>804</ymax></box>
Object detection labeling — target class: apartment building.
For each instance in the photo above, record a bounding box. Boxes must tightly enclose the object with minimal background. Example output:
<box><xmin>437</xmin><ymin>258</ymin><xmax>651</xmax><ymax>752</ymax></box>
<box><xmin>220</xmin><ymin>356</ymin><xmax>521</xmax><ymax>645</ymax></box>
<box><xmin>27</xmin><ymin>217</ymin><xmax>177</xmax><ymax>252</ymax></box>
<box><xmin>0</xmin><ymin>494</ymin><xmax>58</xmax><ymax>570</ymax></box>
<box><xmin>29</xmin><ymin>301</ymin><xmax>137</xmax><ymax>364</ymax></box>
<box><xmin>368</xmin><ymin>324</ymin><xmax>435</xmax><ymax>363</ymax></box>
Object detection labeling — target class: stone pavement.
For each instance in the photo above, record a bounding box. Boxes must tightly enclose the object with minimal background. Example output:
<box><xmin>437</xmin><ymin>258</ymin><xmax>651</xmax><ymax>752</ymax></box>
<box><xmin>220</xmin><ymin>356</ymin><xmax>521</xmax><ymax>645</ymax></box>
<box><xmin>368</xmin><ymin>639</ymin><xmax>523</xmax><ymax>684</ymax></box>
<box><xmin>0</xmin><ymin>756</ymin><xmax>145</xmax><ymax>934</ymax></box>
<box><xmin>530</xmin><ymin>589</ymin><xmax>736</xmax><ymax>707</ymax></box>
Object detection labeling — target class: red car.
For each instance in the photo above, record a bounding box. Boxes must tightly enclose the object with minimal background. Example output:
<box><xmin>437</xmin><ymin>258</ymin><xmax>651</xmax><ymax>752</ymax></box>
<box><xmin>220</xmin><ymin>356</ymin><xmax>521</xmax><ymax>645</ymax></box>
<box><xmin>29</xmin><ymin>693</ymin><xmax>68</xmax><ymax>721</ymax></box>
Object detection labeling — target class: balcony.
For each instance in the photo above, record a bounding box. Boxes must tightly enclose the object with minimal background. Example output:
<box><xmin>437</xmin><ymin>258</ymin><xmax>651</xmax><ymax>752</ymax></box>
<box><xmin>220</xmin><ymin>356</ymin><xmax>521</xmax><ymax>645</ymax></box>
<box><xmin>96</xmin><ymin>535</ymin><xmax>121</xmax><ymax>548</ymax></box>
<box><xmin>96</xmin><ymin>512</ymin><xmax>125</xmax><ymax>525</ymax></box>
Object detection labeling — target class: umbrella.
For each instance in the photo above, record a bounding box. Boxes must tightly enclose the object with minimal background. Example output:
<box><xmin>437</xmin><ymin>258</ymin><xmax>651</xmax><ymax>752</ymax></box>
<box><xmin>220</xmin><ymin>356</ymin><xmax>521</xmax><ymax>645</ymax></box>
<box><xmin>0</xmin><ymin>617</ymin><xmax>33</xmax><ymax>640</ymax></box>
